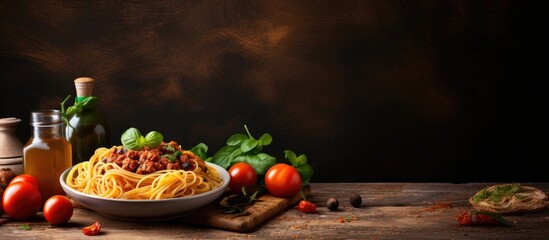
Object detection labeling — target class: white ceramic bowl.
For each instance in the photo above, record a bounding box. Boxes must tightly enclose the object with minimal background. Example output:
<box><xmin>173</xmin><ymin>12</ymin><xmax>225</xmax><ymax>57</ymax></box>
<box><xmin>60</xmin><ymin>162</ymin><xmax>229</xmax><ymax>221</ymax></box>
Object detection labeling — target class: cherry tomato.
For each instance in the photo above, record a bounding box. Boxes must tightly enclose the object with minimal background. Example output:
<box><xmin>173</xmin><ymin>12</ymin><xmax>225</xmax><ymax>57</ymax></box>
<box><xmin>228</xmin><ymin>162</ymin><xmax>258</xmax><ymax>193</ymax></box>
<box><xmin>43</xmin><ymin>195</ymin><xmax>74</xmax><ymax>225</ymax></box>
<box><xmin>9</xmin><ymin>174</ymin><xmax>40</xmax><ymax>188</ymax></box>
<box><xmin>265</xmin><ymin>163</ymin><xmax>302</xmax><ymax>197</ymax></box>
<box><xmin>82</xmin><ymin>221</ymin><xmax>101</xmax><ymax>236</ymax></box>
<box><xmin>2</xmin><ymin>181</ymin><xmax>42</xmax><ymax>220</ymax></box>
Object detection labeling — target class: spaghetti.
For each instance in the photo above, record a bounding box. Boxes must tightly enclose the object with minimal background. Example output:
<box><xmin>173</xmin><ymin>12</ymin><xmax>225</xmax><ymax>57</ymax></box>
<box><xmin>66</xmin><ymin>143</ymin><xmax>223</xmax><ymax>200</ymax></box>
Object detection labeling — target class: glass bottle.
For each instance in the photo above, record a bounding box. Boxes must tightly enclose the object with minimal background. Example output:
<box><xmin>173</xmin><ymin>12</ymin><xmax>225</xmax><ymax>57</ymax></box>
<box><xmin>24</xmin><ymin>110</ymin><xmax>72</xmax><ymax>202</ymax></box>
<box><xmin>64</xmin><ymin>77</ymin><xmax>110</xmax><ymax>165</ymax></box>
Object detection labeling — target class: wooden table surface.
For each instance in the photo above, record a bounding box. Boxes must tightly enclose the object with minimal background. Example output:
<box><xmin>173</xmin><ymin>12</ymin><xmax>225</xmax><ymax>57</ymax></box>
<box><xmin>1</xmin><ymin>183</ymin><xmax>548</xmax><ymax>239</ymax></box>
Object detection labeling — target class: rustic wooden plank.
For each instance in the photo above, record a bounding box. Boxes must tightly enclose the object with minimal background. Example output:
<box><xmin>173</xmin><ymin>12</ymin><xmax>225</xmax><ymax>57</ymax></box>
<box><xmin>0</xmin><ymin>183</ymin><xmax>547</xmax><ymax>239</ymax></box>
<box><xmin>178</xmin><ymin>185</ymin><xmax>311</xmax><ymax>232</ymax></box>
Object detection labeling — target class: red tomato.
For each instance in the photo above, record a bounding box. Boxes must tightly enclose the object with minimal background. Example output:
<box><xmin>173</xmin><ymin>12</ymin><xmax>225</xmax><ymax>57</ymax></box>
<box><xmin>265</xmin><ymin>163</ymin><xmax>302</xmax><ymax>197</ymax></box>
<box><xmin>9</xmin><ymin>174</ymin><xmax>40</xmax><ymax>188</ymax></box>
<box><xmin>43</xmin><ymin>195</ymin><xmax>74</xmax><ymax>225</ymax></box>
<box><xmin>82</xmin><ymin>221</ymin><xmax>101</xmax><ymax>236</ymax></box>
<box><xmin>2</xmin><ymin>181</ymin><xmax>42</xmax><ymax>220</ymax></box>
<box><xmin>228</xmin><ymin>162</ymin><xmax>258</xmax><ymax>193</ymax></box>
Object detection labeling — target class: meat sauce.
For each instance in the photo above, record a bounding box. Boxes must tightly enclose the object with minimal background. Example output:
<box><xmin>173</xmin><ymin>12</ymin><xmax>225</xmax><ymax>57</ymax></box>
<box><xmin>102</xmin><ymin>141</ymin><xmax>207</xmax><ymax>174</ymax></box>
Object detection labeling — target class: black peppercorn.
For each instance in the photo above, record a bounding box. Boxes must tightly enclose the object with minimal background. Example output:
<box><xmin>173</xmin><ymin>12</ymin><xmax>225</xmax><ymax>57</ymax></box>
<box><xmin>350</xmin><ymin>193</ymin><xmax>362</xmax><ymax>208</ymax></box>
<box><xmin>326</xmin><ymin>197</ymin><xmax>339</xmax><ymax>211</ymax></box>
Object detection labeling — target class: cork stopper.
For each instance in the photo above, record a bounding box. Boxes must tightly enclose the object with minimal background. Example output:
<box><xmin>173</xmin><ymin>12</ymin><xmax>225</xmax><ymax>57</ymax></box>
<box><xmin>74</xmin><ymin>77</ymin><xmax>95</xmax><ymax>97</ymax></box>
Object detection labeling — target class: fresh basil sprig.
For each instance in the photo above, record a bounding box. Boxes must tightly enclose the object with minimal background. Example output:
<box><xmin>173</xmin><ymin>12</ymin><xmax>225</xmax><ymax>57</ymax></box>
<box><xmin>207</xmin><ymin>125</ymin><xmax>276</xmax><ymax>175</ymax></box>
<box><xmin>121</xmin><ymin>127</ymin><xmax>163</xmax><ymax>150</ymax></box>
<box><xmin>190</xmin><ymin>143</ymin><xmax>209</xmax><ymax>160</ymax></box>
<box><xmin>60</xmin><ymin>95</ymin><xmax>98</xmax><ymax>128</ymax></box>
<box><xmin>284</xmin><ymin>150</ymin><xmax>313</xmax><ymax>186</ymax></box>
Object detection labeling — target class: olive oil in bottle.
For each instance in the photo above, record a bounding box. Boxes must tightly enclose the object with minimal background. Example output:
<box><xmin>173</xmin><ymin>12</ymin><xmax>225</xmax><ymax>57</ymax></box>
<box><xmin>24</xmin><ymin>110</ymin><xmax>72</xmax><ymax>202</ymax></box>
<box><xmin>64</xmin><ymin>77</ymin><xmax>110</xmax><ymax>165</ymax></box>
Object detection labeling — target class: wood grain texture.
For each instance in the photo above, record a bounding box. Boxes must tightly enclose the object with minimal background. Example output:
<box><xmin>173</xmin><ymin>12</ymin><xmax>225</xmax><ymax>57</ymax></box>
<box><xmin>0</xmin><ymin>1</ymin><xmax>546</xmax><ymax>182</ymax></box>
<box><xmin>0</xmin><ymin>183</ymin><xmax>547</xmax><ymax>239</ymax></box>
<box><xmin>179</xmin><ymin>185</ymin><xmax>311</xmax><ymax>232</ymax></box>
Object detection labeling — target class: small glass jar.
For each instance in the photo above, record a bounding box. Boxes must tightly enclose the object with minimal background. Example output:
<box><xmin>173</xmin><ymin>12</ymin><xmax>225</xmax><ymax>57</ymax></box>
<box><xmin>23</xmin><ymin>110</ymin><xmax>72</xmax><ymax>202</ymax></box>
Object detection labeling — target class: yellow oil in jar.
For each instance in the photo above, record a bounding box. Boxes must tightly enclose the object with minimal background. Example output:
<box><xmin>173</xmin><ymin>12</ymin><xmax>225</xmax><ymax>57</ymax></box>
<box><xmin>24</xmin><ymin>137</ymin><xmax>72</xmax><ymax>202</ymax></box>
<box><xmin>23</xmin><ymin>110</ymin><xmax>72</xmax><ymax>203</ymax></box>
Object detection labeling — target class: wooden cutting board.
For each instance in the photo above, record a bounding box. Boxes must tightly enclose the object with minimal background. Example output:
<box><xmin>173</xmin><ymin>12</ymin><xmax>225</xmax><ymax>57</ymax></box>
<box><xmin>178</xmin><ymin>185</ymin><xmax>311</xmax><ymax>232</ymax></box>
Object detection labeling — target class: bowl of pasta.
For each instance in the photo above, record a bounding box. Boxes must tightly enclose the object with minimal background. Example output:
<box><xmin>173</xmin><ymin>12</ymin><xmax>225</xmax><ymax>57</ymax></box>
<box><xmin>60</xmin><ymin>145</ymin><xmax>230</xmax><ymax>221</ymax></box>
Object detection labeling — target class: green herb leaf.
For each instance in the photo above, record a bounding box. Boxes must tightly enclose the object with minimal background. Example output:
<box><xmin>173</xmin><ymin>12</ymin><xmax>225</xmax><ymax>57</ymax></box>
<box><xmin>66</xmin><ymin>105</ymin><xmax>79</xmax><ymax>116</ymax></box>
<box><xmin>80</xmin><ymin>96</ymin><xmax>98</xmax><ymax>109</ymax></box>
<box><xmin>287</xmin><ymin>148</ymin><xmax>313</xmax><ymax>188</ymax></box>
<box><xmin>145</xmin><ymin>131</ymin><xmax>163</xmax><ymax>148</ymax></box>
<box><xmin>121</xmin><ymin>128</ymin><xmax>145</xmax><ymax>150</ymax></box>
<box><xmin>190</xmin><ymin>143</ymin><xmax>209</xmax><ymax>160</ymax></box>
<box><xmin>162</xmin><ymin>151</ymin><xmax>182</xmax><ymax>163</ymax></box>
<box><xmin>232</xmin><ymin>153</ymin><xmax>276</xmax><ymax>175</ymax></box>
<box><xmin>211</xmin><ymin>145</ymin><xmax>240</xmax><ymax>169</ymax></box>
<box><xmin>19</xmin><ymin>224</ymin><xmax>31</xmax><ymax>230</ymax></box>
<box><xmin>284</xmin><ymin>150</ymin><xmax>298</xmax><ymax>166</ymax></box>
<box><xmin>296</xmin><ymin>154</ymin><xmax>307</xmax><ymax>166</ymax></box>
<box><xmin>258</xmin><ymin>133</ymin><xmax>272</xmax><ymax>146</ymax></box>
<box><xmin>60</xmin><ymin>95</ymin><xmax>98</xmax><ymax>129</ymax></box>
<box><xmin>240</xmin><ymin>139</ymin><xmax>259</xmax><ymax>153</ymax></box>
<box><xmin>60</xmin><ymin>95</ymin><xmax>73</xmax><ymax>128</ymax></box>
<box><xmin>162</xmin><ymin>154</ymin><xmax>176</xmax><ymax>162</ymax></box>
<box><xmin>297</xmin><ymin>164</ymin><xmax>314</xmax><ymax>186</ymax></box>
<box><xmin>209</xmin><ymin>125</ymin><xmax>280</xmax><ymax>176</ymax></box>
<box><xmin>226</xmin><ymin>134</ymin><xmax>248</xmax><ymax>146</ymax></box>
<box><xmin>472</xmin><ymin>184</ymin><xmax>522</xmax><ymax>203</ymax></box>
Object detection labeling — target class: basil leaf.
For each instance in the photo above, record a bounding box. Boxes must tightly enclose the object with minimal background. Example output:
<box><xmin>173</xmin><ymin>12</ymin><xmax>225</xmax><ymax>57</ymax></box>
<box><xmin>284</xmin><ymin>150</ymin><xmax>298</xmax><ymax>166</ymax></box>
<box><xmin>66</xmin><ymin>105</ymin><xmax>80</xmax><ymax>116</ymax></box>
<box><xmin>240</xmin><ymin>139</ymin><xmax>258</xmax><ymax>153</ymax></box>
<box><xmin>145</xmin><ymin>131</ymin><xmax>163</xmax><ymax>148</ymax></box>
<box><xmin>208</xmin><ymin>125</ymin><xmax>282</xmax><ymax>176</ymax></box>
<box><xmin>138</xmin><ymin>136</ymin><xmax>146</xmax><ymax>147</ymax></box>
<box><xmin>226</xmin><ymin>133</ymin><xmax>248</xmax><ymax>146</ymax></box>
<box><xmin>80</xmin><ymin>96</ymin><xmax>98</xmax><ymax>109</ymax></box>
<box><xmin>211</xmin><ymin>145</ymin><xmax>239</xmax><ymax>169</ymax></box>
<box><xmin>258</xmin><ymin>133</ymin><xmax>272</xmax><ymax>146</ymax></box>
<box><xmin>190</xmin><ymin>143</ymin><xmax>209</xmax><ymax>160</ymax></box>
<box><xmin>121</xmin><ymin>128</ymin><xmax>144</xmax><ymax>150</ymax></box>
<box><xmin>296</xmin><ymin>164</ymin><xmax>313</xmax><ymax>186</ymax></box>
<box><xmin>296</xmin><ymin>154</ymin><xmax>307</xmax><ymax>166</ymax></box>
<box><xmin>227</xmin><ymin>147</ymin><xmax>243</xmax><ymax>163</ymax></box>
<box><xmin>232</xmin><ymin>153</ymin><xmax>276</xmax><ymax>175</ymax></box>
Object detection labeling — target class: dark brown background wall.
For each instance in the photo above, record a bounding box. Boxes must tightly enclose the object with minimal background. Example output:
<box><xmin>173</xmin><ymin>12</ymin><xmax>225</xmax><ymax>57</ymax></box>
<box><xmin>1</xmin><ymin>1</ymin><xmax>546</xmax><ymax>182</ymax></box>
